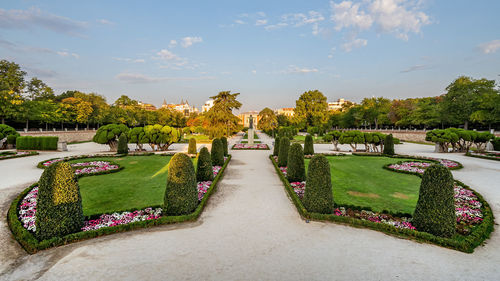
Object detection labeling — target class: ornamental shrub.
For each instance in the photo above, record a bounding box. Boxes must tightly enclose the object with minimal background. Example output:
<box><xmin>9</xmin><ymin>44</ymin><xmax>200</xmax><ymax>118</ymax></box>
<box><xmin>188</xmin><ymin>138</ymin><xmax>197</xmax><ymax>154</ymax></box>
<box><xmin>143</xmin><ymin>124</ymin><xmax>181</xmax><ymax>151</ymax></box>
<box><xmin>0</xmin><ymin>124</ymin><xmax>19</xmax><ymax>148</ymax></box>
<box><xmin>128</xmin><ymin>127</ymin><xmax>148</xmax><ymax>151</ymax></box>
<box><xmin>117</xmin><ymin>134</ymin><xmax>128</xmax><ymax>155</ymax></box>
<box><xmin>494</xmin><ymin>137</ymin><xmax>500</xmax><ymax>151</ymax></box>
<box><xmin>304</xmin><ymin>134</ymin><xmax>314</xmax><ymax>155</ymax></box>
<box><xmin>339</xmin><ymin>130</ymin><xmax>365</xmax><ymax>151</ymax></box>
<box><xmin>273</xmin><ymin>136</ymin><xmax>281</xmax><ymax>156</ymax></box>
<box><xmin>16</xmin><ymin>136</ymin><xmax>58</xmax><ymax>150</ymax></box>
<box><xmin>322</xmin><ymin>134</ymin><xmax>333</xmax><ymax>142</ymax></box>
<box><xmin>35</xmin><ymin>162</ymin><xmax>84</xmax><ymax>240</ymax></box>
<box><xmin>413</xmin><ymin>164</ymin><xmax>456</xmax><ymax>237</ymax></box>
<box><xmin>7</xmin><ymin>134</ymin><xmax>17</xmax><ymax>145</ymax></box>
<box><xmin>278</xmin><ymin>137</ymin><xmax>290</xmax><ymax>167</ymax></box>
<box><xmin>93</xmin><ymin>124</ymin><xmax>129</xmax><ymax>151</ymax></box>
<box><xmin>164</xmin><ymin>153</ymin><xmax>198</xmax><ymax>215</ymax></box>
<box><xmin>383</xmin><ymin>134</ymin><xmax>395</xmax><ymax>155</ymax></box>
<box><xmin>221</xmin><ymin>137</ymin><xmax>228</xmax><ymax>156</ymax></box>
<box><xmin>196</xmin><ymin>147</ymin><xmax>213</xmax><ymax>181</ymax></box>
<box><xmin>287</xmin><ymin>143</ymin><xmax>305</xmax><ymax>182</ymax></box>
<box><xmin>211</xmin><ymin>138</ymin><xmax>224</xmax><ymax>166</ymax></box>
<box><xmin>302</xmin><ymin>155</ymin><xmax>333</xmax><ymax>214</ymax></box>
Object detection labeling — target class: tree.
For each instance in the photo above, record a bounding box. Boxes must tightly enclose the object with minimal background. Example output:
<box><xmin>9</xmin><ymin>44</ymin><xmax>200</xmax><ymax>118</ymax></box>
<box><xmin>302</xmin><ymin>155</ymin><xmax>333</xmax><ymax>214</ymax></box>
<box><xmin>0</xmin><ymin>60</ymin><xmax>25</xmax><ymax>124</ymax></box>
<box><xmin>294</xmin><ymin>90</ymin><xmax>329</xmax><ymax>128</ymax></box>
<box><xmin>93</xmin><ymin>124</ymin><xmax>130</xmax><ymax>151</ymax></box>
<box><xmin>128</xmin><ymin>127</ymin><xmax>147</xmax><ymax>151</ymax></box>
<box><xmin>157</xmin><ymin>108</ymin><xmax>186</xmax><ymax>127</ymax></box>
<box><xmin>62</xmin><ymin>97</ymin><xmax>93</xmax><ymax>129</ymax></box>
<box><xmin>205</xmin><ymin>91</ymin><xmax>242</xmax><ymax>138</ymax></box>
<box><xmin>469</xmin><ymin>88</ymin><xmax>500</xmax><ymax>129</ymax></box>
<box><xmin>164</xmin><ymin>153</ymin><xmax>198</xmax><ymax>215</ymax></box>
<box><xmin>211</xmin><ymin>138</ymin><xmax>224</xmax><ymax>166</ymax></box>
<box><xmin>360</xmin><ymin>97</ymin><xmax>391</xmax><ymax>129</ymax></box>
<box><xmin>339</xmin><ymin>131</ymin><xmax>365</xmax><ymax>151</ymax></box>
<box><xmin>144</xmin><ymin>124</ymin><xmax>181</xmax><ymax>151</ymax></box>
<box><xmin>258</xmin><ymin>107</ymin><xmax>278</xmax><ymax>133</ymax></box>
<box><xmin>287</xmin><ymin>143</ymin><xmax>305</xmax><ymax>182</ymax></box>
<box><xmin>26</xmin><ymin>77</ymin><xmax>55</xmax><ymax>101</ymax></box>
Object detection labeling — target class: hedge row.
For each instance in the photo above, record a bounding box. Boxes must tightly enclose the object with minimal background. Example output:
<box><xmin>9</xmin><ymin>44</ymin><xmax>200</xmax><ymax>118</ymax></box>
<box><xmin>16</xmin><ymin>136</ymin><xmax>59</xmax><ymax>150</ymax></box>
<box><xmin>9</xmin><ymin>155</ymin><xmax>232</xmax><ymax>254</ymax></box>
<box><xmin>0</xmin><ymin>151</ymin><xmax>38</xmax><ymax>161</ymax></box>
<box><xmin>269</xmin><ymin>154</ymin><xmax>494</xmax><ymax>253</ymax></box>
<box><xmin>465</xmin><ymin>152</ymin><xmax>500</xmax><ymax>162</ymax></box>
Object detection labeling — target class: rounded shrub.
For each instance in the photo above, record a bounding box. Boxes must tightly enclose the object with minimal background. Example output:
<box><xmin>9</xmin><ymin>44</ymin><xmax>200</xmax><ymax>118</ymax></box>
<box><xmin>304</xmin><ymin>134</ymin><xmax>314</xmax><ymax>155</ymax></box>
<box><xmin>302</xmin><ymin>155</ymin><xmax>333</xmax><ymax>214</ymax></box>
<box><xmin>221</xmin><ymin>136</ymin><xmax>228</xmax><ymax>156</ymax></box>
<box><xmin>35</xmin><ymin>162</ymin><xmax>84</xmax><ymax>240</ymax></box>
<box><xmin>117</xmin><ymin>134</ymin><xmax>128</xmax><ymax>155</ymax></box>
<box><xmin>287</xmin><ymin>143</ymin><xmax>305</xmax><ymax>182</ymax></box>
<box><xmin>413</xmin><ymin>164</ymin><xmax>456</xmax><ymax>237</ymax></box>
<box><xmin>211</xmin><ymin>138</ymin><xmax>224</xmax><ymax>166</ymax></box>
<box><xmin>164</xmin><ymin>153</ymin><xmax>198</xmax><ymax>215</ymax></box>
<box><xmin>273</xmin><ymin>136</ymin><xmax>281</xmax><ymax>156</ymax></box>
<box><xmin>93</xmin><ymin>124</ymin><xmax>129</xmax><ymax>151</ymax></box>
<box><xmin>383</xmin><ymin>134</ymin><xmax>394</xmax><ymax>155</ymax></box>
<box><xmin>188</xmin><ymin>138</ymin><xmax>197</xmax><ymax>154</ymax></box>
<box><xmin>196</xmin><ymin>147</ymin><xmax>213</xmax><ymax>181</ymax></box>
<box><xmin>278</xmin><ymin>137</ymin><xmax>290</xmax><ymax>167</ymax></box>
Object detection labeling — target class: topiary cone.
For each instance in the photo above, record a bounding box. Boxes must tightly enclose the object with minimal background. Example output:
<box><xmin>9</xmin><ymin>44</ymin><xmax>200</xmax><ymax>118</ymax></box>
<box><xmin>287</xmin><ymin>143</ymin><xmax>305</xmax><ymax>182</ymax></box>
<box><xmin>383</xmin><ymin>134</ymin><xmax>394</xmax><ymax>155</ymax></box>
<box><xmin>273</xmin><ymin>136</ymin><xmax>281</xmax><ymax>156</ymax></box>
<box><xmin>278</xmin><ymin>137</ymin><xmax>290</xmax><ymax>167</ymax></box>
<box><xmin>221</xmin><ymin>136</ymin><xmax>228</xmax><ymax>156</ymax></box>
<box><xmin>35</xmin><ymin>162</ymin><xmax>84</xmax><ymax>240</ymax></box>
<box><xmin>188</xmin><ymin>138</ymin><xmax>197</xmax><ymax>155</ymax></box>
<box><xmin>196</xmin><ymin>147</ymin><xmax>213</xmax><ymax>181</ymax></box>
<box><xmin>211</xmin><ymin>138</ymin><xmax>224</xmax><ymax>166</ymax></box>
<box><xmin>164</xmin><ymin>153</ymin><xmax>198</xmax><ymax>215</ymax></box>
<box><xmin>117</xmin><ymin>133</ymin><xmax>129</xmax><ymax>155</ymax></box>
<box><xmin>304</xmin><ymin>134</ymin><xmax>314</xmax><ymax>155</ymax></box>
<box><xmin>302</xmin><ymin>155</ymin><xmax>334</xmax><ymax>214</ymax></box>
<box><xmin>413</xmin><ymin>164</ymin><xmax>456</xmax><ymax>237</ymax></box>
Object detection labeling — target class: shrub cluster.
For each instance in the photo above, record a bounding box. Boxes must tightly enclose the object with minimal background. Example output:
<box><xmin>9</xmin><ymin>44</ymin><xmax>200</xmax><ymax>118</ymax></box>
<box><xmin>287</xmin><ymin>143</ymin><xmax>305</xmax><ymax>182</ymax></box>
<box><xmin>304</xmin><ymin>134</ymin><xmax>314</xmax><ymax>155</ymax></box>
<box><xmin>16</xmin><ymin>136</ymin><xmax>58</xmax><ymax>150</ymax></box>
<box><xmin>164</xmin><ymin>153</ymin><xmax>198</xmax><ymax>215</ymax></box>
<box><xmin>93</xmin><ymin>124</ymin><xmax>129</xmax><ymax>151</ymax></box>
<box><xmin>302</xmin><ymin>155</ymin><xmax>333</xmax><ymax>214</ymax></box>
<box><xmin>273</xmin><ymin>136</ymin><xmax>281</xmax><ymax>156</ymax></box>
<box><xmin>128</xmin><ymin>127</ymin><xmax>148</xmax><ymax>151</ymax></box>
<box><xmin>196</xmin><ymin>147</ymin><xmax>213</xmax><ymax>181</ymax></box>
<box><xmin>278</xmin><ymin>137</ymin><xmax>290</xmax><ymax>167</ymax></box>
<box><xmin>221</xmin><ymin>136</ymin><xmax>228</xmax><ymax>156</ymax></box>
<box><xmin>413</xmin><ymin>164</ymin><xmax>456</xmax><ymax>237</ymax></box>
<box><xmin>426</xmin><ymin>128</ymin><xmax>494</xmax><ymax>152</ymax></box>
<box><xmin>383</xmin><ymin>134</ymin><xmax>395</xmax><ymax>155</ymax></box>
<box><xmin>211</xmin><ymin>138</ymin><xmax>224</xmax><ymax>166</ymax></box>
<box><xmin>35</xmin><ymin>162</ymin><xmax>84</xmax><ymax>240</ymax></box>
<box><xmin>188</xmin><ymin>138</ymin><xmax>197</xmax><ymax>154</ymax></box>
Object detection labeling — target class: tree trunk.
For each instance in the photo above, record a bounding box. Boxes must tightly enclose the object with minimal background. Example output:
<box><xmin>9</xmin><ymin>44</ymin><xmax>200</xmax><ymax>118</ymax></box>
<box><xmin>61</xmin><ymin>122</ymin><xmax>64</xmax><ymax>130</ymax></box>
<box><xmin>464</xmin><ymin>120</ymin><xmax>468</xmax><ymax>130</ymax></box>
<box><xmin>26</xmin><ymin>119</ymin><xmax>29</xmax><ymax>131</ymax></box>
<box><xmin>46</xmin><ymin>122</ymin><xmax>48</xmax><ymax>131</ymax></box>
<box><xmin>1</xmin><ymin>117</ymin><xmax>4</xmax><ymax>124</ymax></box>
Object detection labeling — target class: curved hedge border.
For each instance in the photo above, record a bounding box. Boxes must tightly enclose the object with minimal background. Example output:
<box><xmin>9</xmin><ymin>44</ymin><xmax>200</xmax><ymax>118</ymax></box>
<box><xmin>465</xmin><ymin>152</ymin><xmax>500</xmax><ymax>162</ymax></box>
<box><xmin>270</xmin><ymin>154</ymin><xmax>494</xmax><ymax>253</ymax></box>
<box><xmin>0</xmin><ymin>151</ymin><xmax>38</xmax><ymax>161</ymax></box>
<box><xmin>9</xmin><ymin>155</ymin><xmax>231</xmax><ymax>254</ymax></box>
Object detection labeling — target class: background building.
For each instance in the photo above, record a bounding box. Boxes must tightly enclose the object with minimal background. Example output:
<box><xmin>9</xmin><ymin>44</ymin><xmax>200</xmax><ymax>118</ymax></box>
<box><xmin>202</xmin><ymin>99</ymin><xmax>215</xmax><ymax>112</ymax></box>
<box><xmin>238</xmin><ymin>111</ymin><xmax>261</xmax><ymax>128</ymax></box>
<box><xmin>162</xmin><ymin>99</ymin><xmax>199</xmax><ymax>116</ymax></box>
<box><xmin>328</xmin><ymin>98</ymin><xmax>349</xmax><ymax>111</ymax></box>
<box><xmin>275</xmin><ymin>108</ymin><xmax>295</xmax><ymax>117</ymax></box>
<box><xmin>138</xmin><ymin>102</ymin><xmax>157</xmax><ymax>111</ymax></box>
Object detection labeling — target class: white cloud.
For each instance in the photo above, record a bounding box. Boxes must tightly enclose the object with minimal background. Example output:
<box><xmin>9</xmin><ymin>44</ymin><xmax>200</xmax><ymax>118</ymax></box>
<box><xmin>96</xmin><ymin>19</ymin><xmax>114</xmax><ymax>25</ymax></box>
<box><xmin>255</xmin><ymin>19</ymin><xmax>267</xmax><ymax>26</ymax></box>
<box><xmin>169</xmin><ymin>39</ymin><xmax>177</xmax><ymax>48</ymax></box>
<box><xmin>156</xmin><ymin>49</ymin><xmax>180</xmax><ymax>61</ymax></box>
<box><xmin>113</xmin><ymin>57</ymin><xmax>145</xmax><ymax>63</ymax></box>
<box><xmin>342</xmin><ymin>38</ymin><xmax>367</xmax><ymax>52</ymax></box>
<box><xmin>234</xmin><ymin>19</ymin><xmax>246</xmax><ymax>25</ymax></box>
<box><xmin>264</xmin><ymin>22</ymin><xmax>288</xmax><ymax>30</ymax></box>
<box><xmin>181</xmin><ymin>36</ymin><xmax>203</xmax><ymax>48</ymax></box>
<box><xmin>330</xmin><ymin>1</ymin><xmax>373</xmax><ymax>31</ymax></box>
<box><xmin>251</xmin><ymin>70</ymin><xmax>257</xmax><ymax>74</ymax></box>
<box><xmin>283</xmin><ymin>65</ymin><xmax>319</xmax><ymax>74</ymax></box>
<box><xmin>57</xmin><ymin>51</ymin><xmax>79</xmax><ymax>59</ymax></box>
<box><xmin>478</xmin><ymin>39</ymin><xmax>500</xmax><ymax>54</ymax></box>
<box><xmin>116</xmin><ymin>73</ymin><xmax>216</xmax><ymax>83</ymax></box>
<box><xmin>257</xmin><ymin>12</ymin><xmax>266</xmax><ymax>17</ymax></box>
<box><xmin>282</xmin><ymin>11</ymin><xmax>325</xmax><ymax>27</ymax></box>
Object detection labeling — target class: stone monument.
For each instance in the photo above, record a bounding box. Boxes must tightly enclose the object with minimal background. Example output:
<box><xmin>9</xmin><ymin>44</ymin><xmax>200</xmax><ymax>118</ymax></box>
<box><xmin>248</xmin><ymin>115</ymin><xmax>254</xmax><ymax>145</ymax></box>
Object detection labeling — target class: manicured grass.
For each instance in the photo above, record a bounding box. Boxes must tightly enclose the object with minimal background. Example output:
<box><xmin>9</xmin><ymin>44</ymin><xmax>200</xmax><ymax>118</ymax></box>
<box><xmin>183</xmin><ymin>134</ymin><xmax>210</xmax><ymax>142</ymax></box>
<box><xmin>243</xmin><ymin>132</ymin><xmax>259</xmax><ymax>139</ymax></box>
<box><xmin>304</xmin><ymin>155</ymin><xmax>422</xmax><ymax>214</ymax></box>
<box><xmin>70</xmin><ymin>155</ymin><xmax>197</xmax><ymax>216</ymax></box>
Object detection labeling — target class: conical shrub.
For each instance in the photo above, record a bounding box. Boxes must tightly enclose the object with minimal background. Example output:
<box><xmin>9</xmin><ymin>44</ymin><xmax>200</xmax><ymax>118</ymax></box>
<box><xmin>211</xmin><ymin>138</ymin><xmax>224</xmax><ymax>166</ymax></box>
<box><xmin>196</xmin><ymin>147</ymin><xmax>213</xmax><ymax>181</ymax></box>
<box><xmin>413</xmin><ymin>164</ymin><xmax>456</xmax><ymax>237</ymax></box>
<box><xmin>278</xmin><ymin>137</ymin><xmax>290</xmax><ymax>167</ymax></box>
<box><xmin>117</xmin><ymin>133</ymin><xmax>128</xmax><ymax>155</ymax></box>
<box><xmin>164</xmin><ymin>153</ymin><xmax>198</xmax><ymax>215</ymax></box>
<box><xmin>383</xmin><ymin>134</ymin><xmax>394</xmax><ymax>155</ymax></box>
<box><xmin>188</xmin><ymin>138</ymin><xmax>197</xmax><ymax>154</ymax></box>
<box><xmin>35</xmin><ymin>162</ymin><xmax>84</xmax><ymax>240</ymax></box>
<box><xmin>302</xmin><ymin>155</ymin><xmax>333</xmax><ymax>214</ymax></box>
<box><xmin>304</xmin><ymin>134</ymin><xmax>314</xmax><ymax>155</ymax></box>
<box><xmin>287</xmin><ymin>143</ymin><xmax>305</xmax><ymax>182</ymax></box>
<box><xmin>273</xmin><ymin>136</ymin><xmax>281</xmax><ymax>156</ymax></box>
<box><xmin>221</xmin><ymin>136</ymin><xmax>228</xmax><ymax>156</ymax></box>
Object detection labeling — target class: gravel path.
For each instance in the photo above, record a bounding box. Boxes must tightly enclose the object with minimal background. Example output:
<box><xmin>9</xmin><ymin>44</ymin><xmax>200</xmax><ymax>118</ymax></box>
<box><xmin>0</xmin><ymin>136</ymin><xmax>499</xmax><ymax>280</ymax></box>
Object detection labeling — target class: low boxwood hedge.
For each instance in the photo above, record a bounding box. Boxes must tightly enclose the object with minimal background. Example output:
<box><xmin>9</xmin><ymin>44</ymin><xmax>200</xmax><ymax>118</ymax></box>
<box><xmin>8</xmin><ymin>155</ymin><xmax>231</xmax><ymax>254</ymax></box>
<box><xmin>0</xmin><ymin>151</ymin><xmax>38</xmax><ymax>161</ymax></box>
<box><xmin>465</xmin><ymin>152</ymin><xmax>500</xmax><ymax>162</ymax></box>
<box><xmin>16</xmin><ymin>136</ymin><xmax>59</xmax><ymax>150</ymax></box>
<box><xmin>270</xmin><ymin>154</ymin><xmax>494</xmax><ymax>253</ymax></box>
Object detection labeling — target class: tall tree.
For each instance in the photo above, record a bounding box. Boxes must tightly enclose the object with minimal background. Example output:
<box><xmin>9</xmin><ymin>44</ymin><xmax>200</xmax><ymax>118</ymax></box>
<box><xmin>258</xmin><ymin>107</ymin><xmax>278</xmax><ymax>132</ymax></box>
<box><xmin>0</xmin><ymin>60</ymin><xmax>26</xmax><ymax>124</ymax></box>
<box><xmin>62</xmin><ymin>97</ymin><xmax>93</xmax><ymax>129</ymax></box>
<box><xmin>360</xmin><ymin>97</ymin><xmax>391</xmax><ymax>129</ymax></box>
<box><xmin>26</xmin><ymin>77</ymin><xmax>55</xmax><ymax>101</ymax></box>
<box><xmin>294</xmin><ymin>90</ymin><xmax>329</xmax><ymax>128</ymax></box>
<box><xmin>205</xmin><ymin>91</ymin><xmax>242</xmax><ymax>138</ymax></box>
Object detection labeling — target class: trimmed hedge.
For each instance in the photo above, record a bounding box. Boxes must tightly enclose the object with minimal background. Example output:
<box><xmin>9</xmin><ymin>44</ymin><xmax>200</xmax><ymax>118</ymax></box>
<box><xmin>117</xmin><ymin>134</ymin><xmax>128</xmax><ymax>155</ymax></box>
<box><xmin>493</xmin><ymin>137</ymin><xmax>500</xmax><ymax>151</ymax></box>
<box><xmin>164</xmin><ymin>153</ymin><xmax>198</xmax><ymax>215</ymax></box>
<box><xmin>196</xmin><ymin>147</ymin><xmax>213</xmax><ymax>181</ymax></box>
<box><xmin>188</xmin><ymin>138</ymin><xmax>197</xmax><ymax>154</ymax></box>
<box><xmin>16</xmin><ymin>136</ymin><xmax>59</xmax><ymax>150</ymax></box>
<box><xmin>304</xmin><ymin>134</ymin><xmax>314</xmax><ymax>155</ymax></box>
<box><xmin>273</xmin><ymin>136</ymin><xmax>280</xmax><ymax>156</ymax></box>
<box><xmin>278</xmin><ymin>137</ymin><xmax>290</xmax><ymax>167</ymax></box>
<box><xmin>35</xmin><ymin>162</ymin><xmax>84</xmax><ymax>240</ymax></box>
<box><xmin>0</xmin><ymin>151</ymin><xmax>38</xmax><ymax>160</ymax></box>
<box><xmin>221</xmin><ymin>136</ymin><xmax>228</xmax><ymax>156</ymax></box>
<box><xmin>383</xmin><ymin>134</ymin><xmax>395</xmax><ymax>155</ymax></box>
<box><xmin>302</xmin><ymin>155</ymin><xmax>333</xmax><ymax>213</ymax></box>
<box><xmin>7</xmin><ymin>134</ymin><xmax>17</xmax><ymax>145</ymax></box>
<box><xmin>287</xmin><ymin>143</ymin><xmax>305</xmax><ymax>182</ymax></box>
<box><xmin>211</xmin><ymin>138</ymin><xmax>224</xmax><ymax>166</ymax></box>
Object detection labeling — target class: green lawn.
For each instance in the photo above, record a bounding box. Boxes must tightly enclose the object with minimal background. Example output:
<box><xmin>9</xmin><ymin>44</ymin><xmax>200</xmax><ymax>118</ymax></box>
<box><xmin>293</xmin><ymin>135</ymin><xmax>323</xmax><ymax>142</ymax></box>
<box><xmin>304</xmin><ymin>155</ymin><xmax>422</xmax><ymax>214</ymax></box>
<box><xmin>243</xmin><ymin>132</ymin><xmax>259</xmax><ymax>139</ymax></box>
<box><xmin>71</xmin><ymin>155</ymin><xmax>197</xmax><ymax>216</ymax></box>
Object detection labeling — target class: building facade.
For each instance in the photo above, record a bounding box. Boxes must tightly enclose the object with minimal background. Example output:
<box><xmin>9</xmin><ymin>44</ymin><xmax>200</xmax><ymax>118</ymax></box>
<box><xmin>275</xmin><ymin>107</ymin><xmax>295</xmax><ymax>117</ymax></box>
<box><xmin>162</xmin><ymin>99</ymin><xmax>199</xmax><ymax>116</ymax></box>
<box><xmin>238</xmin><ymin>111</ymin><xmax>261</xmax><ymax>128</ymax></box>
<box><xmin>328</xmin><ymin>98</ymin><xmax>349</xmax><ymax>111</ymax></box>
<box><xmin>202</xmin><ymin>99</ymin><xmax>215</xmax><ymax>112</ymax></box>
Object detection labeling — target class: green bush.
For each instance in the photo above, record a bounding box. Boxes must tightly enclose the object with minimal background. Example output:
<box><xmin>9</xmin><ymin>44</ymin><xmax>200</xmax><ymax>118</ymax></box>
<box><xmin>16</xmin><ymin>136</ymin><xmax>58</xmax><ymax>150</ymax></box>
<box><xmin>196</xmin><ymin>147</ymin><xmax>213</xmax><ymax>181</ymax></box>
<box><xmin>211</xmin><ymin>138</ymin><xmax>224</xmax><ymax>166</ymax></box>
<box><xmin>7</xmin><ymin>134</ymin><xmax>17</xmax><ymax>145</ymax></box>
<box><xmin>278</xmin><ymin>126</ymin><xmax>297</xmax><ymax>138</ymax></box>
<box><xmin>93</xmin><ymin>124</ymin><xmax>129</xmax><ymax>151</ymax></box>
<box><xmin>302</xmin><ymin>155</ymin><xmax>333</xmax><ymax>214</ymax></box>
<box><xmin>287</xmin><ymin>143</ymin><xmax>305</xmax><ymax>182</ymax></box>
<box><xmin>494</xmin><ymin>137</ymin><xmax>500</xmax><ymax>151</ymax></box>
<box><xmin>0</xmin><ymin>124</ymin><xmax>19</xmax><ymax>148</ymax></box>
<box><xmin>273</xmin><ymin>136</ymin><xmax>281</xmax><ymax>156</ymax></box>
<box><xmin>221</xmin><ymin>136</ymin><xmax>228</xmax><ymax>156</ymax></box>
<box><xmin>304</xmin><ymin>134</ymin><xmax>314</xmax><ymax>155</ymax></box>
<box><xmin>143</xmin><ymin>124</ymin><xmax>181</xmax><ymax>151</ymax></box>
<box><xmin>307</xmin><ymin>126</ymin><xmax>319</xmax><ymax>135</ymax></box>
<box><xmin>35</xmin><ymin>162</ymin><xmax>84</xmax><ymax>240</ymax></box>
<box><xmin>188</xmin><ymin>138</ymin><xmax>197</xmax><ymax>154</ymax></box>
<box><xmin>128</xmin><ymin>127</ymin><xmax>147</xmax><ymax>150</ymax></box>
<box><xmin>117</xmin><ymin>134</ymin><xmax>128</xmax><ymax>154</ymax></box>
<box><xmin>383</xmin><ymin>134</ymin><xmax>395</xmax><ymax>155</ymax></box>
<box><xmin>413</xmin><ymin>164</ymin><xmax>456</xmax><ymax>237</ymax></box>
<box><xmin>164</xmin><ymin>153</ymin><xmax>198</xmax><ymax>215</ymax></box>
<box><xmin>322</xmin><ymin>134</ymin><xmax>333</xmax><ymax>142</ymax></box>
<box><xmin>278</xmin><ymin>137</ymin><xmax>290</xmax><ymax>167</ymax></box>
<box><xmin>339</xmin><ymin>130</ymin><xmax>365</xmax><ymax>151</ymax></box>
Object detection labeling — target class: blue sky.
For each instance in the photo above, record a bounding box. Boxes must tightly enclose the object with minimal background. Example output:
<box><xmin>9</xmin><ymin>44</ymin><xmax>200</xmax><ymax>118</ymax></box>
<box><xmin>1</xmin><ymin>0</ymin><xmax>499</xmax><ymax>112</ymax></box>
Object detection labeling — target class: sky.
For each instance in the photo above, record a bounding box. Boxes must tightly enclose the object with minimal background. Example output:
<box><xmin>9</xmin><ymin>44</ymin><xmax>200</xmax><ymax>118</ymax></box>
<box><xmin>1</xmin><ymin>0</ymin><xmax>499</xmax><ymax>112</ymax></box>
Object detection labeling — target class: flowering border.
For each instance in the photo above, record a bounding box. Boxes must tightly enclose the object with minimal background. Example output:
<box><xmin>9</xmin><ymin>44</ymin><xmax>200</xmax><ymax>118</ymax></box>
<box><xmin>465</xmin><ymin>151</ymin><xmax>500</xmax><ymax>162</ymax></box>
<box><xmin>0</xmin><ymin>151</ymin><xmax>38</xmax><ymax>161</ymax></box>
<box><xmin>270</xmin><ymin>154</ymin><xmax>494</xmax><ymax>253</ymax></box>
<box><xmin>231</xmin><ymin>143</ymin><xmax>270</xmax><ymax>150</ymax></box>
<box><xmin>8</xmin><ymin>155</ymin><xmax>231</xmax><ymax>254</ymax></box>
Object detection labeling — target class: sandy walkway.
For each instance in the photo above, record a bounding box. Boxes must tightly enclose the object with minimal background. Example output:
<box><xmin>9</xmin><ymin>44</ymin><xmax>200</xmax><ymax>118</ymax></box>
<box><xmin>0</xmin><ymin>135</ymin><xmax>499</xmax><ymax>280</ymax></box>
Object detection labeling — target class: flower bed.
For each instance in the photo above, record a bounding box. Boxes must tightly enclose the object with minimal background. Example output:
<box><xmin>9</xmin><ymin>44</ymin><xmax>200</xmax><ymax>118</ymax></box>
<box><xmin>0</xmin><ymin>151</ymin><xmax>38</xmax><ymax>160</ymax></box>
<box><xmin>466</xmin><ymin>151</ymin><xmax>500</xmax><ymax>161</ymax></box>
<box><xmin>232</xmin><ymin>143</ymin><xmax>269</xmax><ymax>150</ymax></box>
